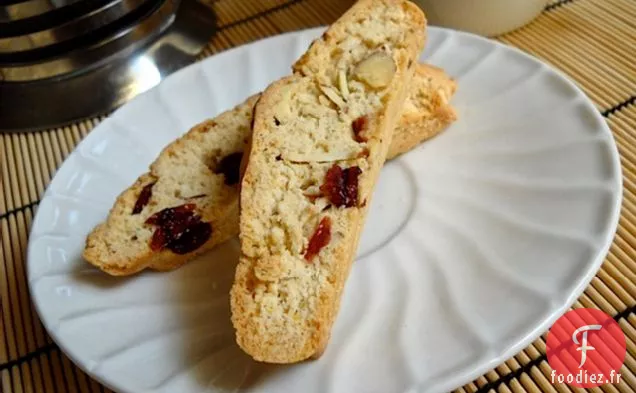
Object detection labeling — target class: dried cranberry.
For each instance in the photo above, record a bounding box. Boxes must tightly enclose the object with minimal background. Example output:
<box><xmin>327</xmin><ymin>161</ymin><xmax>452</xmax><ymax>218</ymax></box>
<box><xmin>168</xmin><ymin>221</ymin><xmax>212</xmax><ymax>254</ymax></box>
<box><xmin>320</xmin><ymin>164</ymin><xmax>361</xmax><ymax>208</ymax></box>
<box><xmin>352</xmin><ymin>116</ymin><xmax>368</xmax><ymax>142</ymax></box>
<box><xmin>305</xmin><ymin>217</ymin><xmax>332</xmax><ymax>261</ymax></box>
<box><xmin>145</xmin><ymin>203</ymin><xmax>196</xmax><ymax>225</ymax></box>
<box><xmin>149</xmin><ymin>227</ymin><xmax>167</xmax><ymax>251</ymax></box>
<box><xmin>216</xmin><ymin>152</ymin><xmax>243</xmax><ymax>186</ymax></box>
<box><xmin>132</xmin><ymin>182</ymin><xmax>155</xmax><ymax>214</ymax></box>
<box><xmin>145</xmin><ymin>204</ymin><xmax>212</xmax><ymax>254</ymax></box>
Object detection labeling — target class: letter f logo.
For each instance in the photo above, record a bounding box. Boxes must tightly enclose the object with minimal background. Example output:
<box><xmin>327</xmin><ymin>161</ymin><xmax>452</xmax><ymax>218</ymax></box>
<box><xmin>572</xmin><ymin>324</ymin><xmax>602</xmax><ymax>368</ymax></box>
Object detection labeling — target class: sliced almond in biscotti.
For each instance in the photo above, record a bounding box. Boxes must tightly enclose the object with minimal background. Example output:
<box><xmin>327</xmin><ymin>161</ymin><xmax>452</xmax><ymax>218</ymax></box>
<box><xmin>231</xmin><ymin>0</ymin><xmax>427</xmax><ymax>363</ymax></box>
<box><xmin>82</xmin><ymin>95</ymin><xmax>259</xmax><ymax>276</ymax></box>
<box><xmin>82</xmin><ymin>60</ymin><xmax>455</xmax><ymax>277</ymax></box>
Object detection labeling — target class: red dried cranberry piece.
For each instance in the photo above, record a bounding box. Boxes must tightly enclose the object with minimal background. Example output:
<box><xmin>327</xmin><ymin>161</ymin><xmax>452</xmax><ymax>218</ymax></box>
<box><xmin>132</xmin><ymin>182</ymin><xmax>155</xmax><ymax>215</ymax></box>
<box><xmin>305</xmin><ymin>217</ymin><xmax>332</xmax><ymax>261</ymax></box>
<box><xmin>145</xmin><ymin>203</ymin><xmax>196</xmax><ymax>225</ymax></box>
<box><xmin>168</xmin><ymin>221</ymin><xmax>213</xmax><ymax>254</ymax></box>
<box><xmin>352</xmin><ymin>116</ymin><xmax>368</xmax><ymax>142</ymax></box>
<box><xmin>320</xmin><ymin>164</ymin><xmax>361</xmax><ymax>208</ymax></box>
<box><xmin>217</xmin><ymin>152</ymin><xmax>243</xmax><ymax>185</ymax></box>
<box><xmin>321</xmin><ymin>165</ymin><xmax>344</xmax><ymax>205</ymax></box>
<box><xmin>344</xmin><ymin>167</ymin><xmax>361</xmax><ymax>206</ymax></box>
<box><xmin>149</xmin><ymin>227</ymin><xmax>167</xmax><ymax>251</ymax></box>
<box><xmin>145</xmin><ymin>203</ymin><xmax>212</xmax><ymax>254</ymax></box>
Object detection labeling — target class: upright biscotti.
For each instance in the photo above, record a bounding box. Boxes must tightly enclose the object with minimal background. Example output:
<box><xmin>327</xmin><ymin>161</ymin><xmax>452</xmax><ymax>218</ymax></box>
<box><xmin>82</xmin><ymin>62</ymin><xmax>455</xmax><ymax>276</ymax></box>
<box><xmin>231</xmin><ymin>0</ymin><xmax>427</xmax><ymax>363</ymax></box>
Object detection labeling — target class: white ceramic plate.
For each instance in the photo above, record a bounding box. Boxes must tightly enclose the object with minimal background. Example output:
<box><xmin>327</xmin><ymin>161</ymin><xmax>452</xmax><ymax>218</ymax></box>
<box><xmin>28</xmin><ymin>27</ymin><xmax>622</xmax><ymax>393</ymax></box>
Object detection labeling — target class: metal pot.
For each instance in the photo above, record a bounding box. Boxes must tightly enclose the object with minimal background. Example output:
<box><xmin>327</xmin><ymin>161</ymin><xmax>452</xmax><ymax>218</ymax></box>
<box><xmin>0</xmin><ymin>0</ymin><xmax>217</xmax><ymax>132</ymax></box>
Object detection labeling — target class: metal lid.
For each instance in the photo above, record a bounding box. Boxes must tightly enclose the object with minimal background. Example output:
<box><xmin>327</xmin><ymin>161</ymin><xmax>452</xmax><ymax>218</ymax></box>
<box><xmin>0</xmin><ymin>0</ymin><xmax>217</xmax><ymax>133</ymax></box>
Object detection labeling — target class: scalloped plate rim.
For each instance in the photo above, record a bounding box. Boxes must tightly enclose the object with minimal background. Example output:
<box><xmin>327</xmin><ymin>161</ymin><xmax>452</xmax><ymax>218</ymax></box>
<box><xmin>26</xmin><ymin>26</ymin><xmax>623</xmax><ymax>393</ymax></box>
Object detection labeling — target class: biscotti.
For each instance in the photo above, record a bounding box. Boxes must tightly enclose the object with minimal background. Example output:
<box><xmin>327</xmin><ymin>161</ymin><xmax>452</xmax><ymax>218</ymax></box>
<box><xmin>390</xmin><ymin>64</ymin><xmax>457</xmax><ymax>157</ymax></box>
<box><xmin>231</xmin><ymin>0</ymin><xmax>427</xmax><ymax>363</ymax></box>
<box><xmin>83</xmin><ymin>95</ymin><xmax>260</xmax><ymax>276</ymax></box>
<box><xmin>82</xmin><ymin>61</ymin><xmax>455</xmax><ymax>276</ymax></box>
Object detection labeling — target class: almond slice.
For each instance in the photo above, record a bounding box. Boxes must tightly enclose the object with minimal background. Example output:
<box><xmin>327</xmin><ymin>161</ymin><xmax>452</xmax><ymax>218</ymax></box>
<box><xmin>338</xmin><ymin>69</ymin><xmax>350</xmax><ymax>99</ymax></box>
<box><xmin>283</xmin><ymin>149</ymin><xmax>357</xmax><ymax>163</ymax></box>
<box><xmin>301</xmin><ymin>104</ymin><xmax>333</xmax><ymax>118</ymax></box>
<box><xmin>319</xmin><ymin>85</ymin><xmax>346</xmax><ymax>109</ymax></box>
<box><xmin>352</xmin><ymin>52</ymin><xmax>396</xmax><ymax>89</ymax></box>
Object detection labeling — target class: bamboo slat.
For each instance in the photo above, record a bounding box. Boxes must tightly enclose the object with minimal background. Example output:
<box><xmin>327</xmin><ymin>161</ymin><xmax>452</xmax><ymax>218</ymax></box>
<box><xmin>1</xmin><ymin>0</ymin><xmax>635</xmax><ymax>392</ymax></box>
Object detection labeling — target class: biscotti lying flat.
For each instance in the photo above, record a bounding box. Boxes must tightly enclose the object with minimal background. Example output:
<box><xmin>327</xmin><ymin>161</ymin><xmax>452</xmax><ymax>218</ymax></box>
<box><xmin>390</xmin><ymin>64</ymin><xmax>457</xmax><ymax>157</ymax></box>
<box><xmin>82</xmin><ymin>61</ymin><xmax>455</xmax><ymax>276</ymax></box>
<box><xmin>82</xmin><ymin>96</ymin><xmax>259</xmax><ymax>276</ymax></box>
<box><xmin>231</xmin><ymin>0</ymin><xmax>427</xmax><ymax>363</ymax></box>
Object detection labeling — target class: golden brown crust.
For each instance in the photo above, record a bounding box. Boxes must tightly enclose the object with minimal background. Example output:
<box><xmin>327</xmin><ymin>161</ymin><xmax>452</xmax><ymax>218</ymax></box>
<box><xmin>82</xmin><ymin>97</ymin><xmax>260</xmax><ymax>275</ymax></box>
<box><xmin>231</xmin><ymin>0</ymin><xmax>427</xmax><ymax>363</ymax></box>
<box><xmin>82</xmin><ymin>59</ymin><xmax>455</xmax><ymax>277</ymax></box>
<box><xmin>388</xmin><ymin>64</ymin><xmax>457</xmax><ymax>158</ymax></box>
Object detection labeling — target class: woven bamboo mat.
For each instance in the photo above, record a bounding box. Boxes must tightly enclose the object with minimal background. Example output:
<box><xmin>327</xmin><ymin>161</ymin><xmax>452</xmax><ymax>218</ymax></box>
<box><xmin>1</xmin><ymin>0</ymin><xmax>635</xmax><ymax>392</ymax></box>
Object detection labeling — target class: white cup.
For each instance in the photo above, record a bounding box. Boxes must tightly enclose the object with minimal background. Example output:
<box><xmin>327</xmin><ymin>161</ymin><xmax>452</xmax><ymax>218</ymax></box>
<box><xmin>414</xmin><ymin>0</ymin><xmax>550</xmax><ymax>37</ymax></box>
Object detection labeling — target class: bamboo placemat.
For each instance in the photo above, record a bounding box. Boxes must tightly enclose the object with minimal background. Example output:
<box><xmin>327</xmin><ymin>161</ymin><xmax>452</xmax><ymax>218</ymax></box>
<box><xmin>1</xmin><ymin>0</ymin><xmax>635</xmax><ymax>392</ymax></box>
